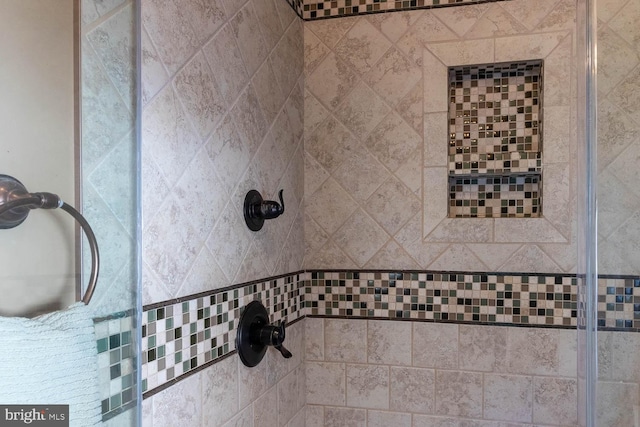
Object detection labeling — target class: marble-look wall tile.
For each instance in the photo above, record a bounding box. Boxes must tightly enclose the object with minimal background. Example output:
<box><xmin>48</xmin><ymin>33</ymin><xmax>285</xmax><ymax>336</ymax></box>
<box><xmin>435</xmin><ymin>371</ymin><xmax>483</xmax><ymax>418</ymax></box>
<box><xmin>324</xmin><ymin>318</ymin><xmax>367</xmax><ymax>363</ymax></box>
<box><xmin>305</xmin><ymin>52</ymin><xmax>358</xmax><ymax>110</ymax></box>
<box><xmin>397</xmin><ymin>12</ymin><xmax>457</xmax><ymax>66</ymax></box>
<box><xmin>143</xmin><ymin>196</ymin><xmax>201</xmax><ymax>294</ymax></box>
<box><xmin>333</xmin><ymin>147</ymin><xmax>389</xmax><ymax>203</ymax></box>
<box><xmin>173</xmin><ymin>148</ymin><xmax>225</xmax><ymax>238</ymax></box>
<box><xmin>389</xmin><ymin>367</ymin><xmax>435</xmax><ymax>414</ymax></box>
<box><xmin>346</xmin><ymin>364</ymin><xmax>389</xmax><ymax>409</ymax></box>
<box><xmin>506</xmin><ymin>328</ymin><xmax>576</xmax><ymax>377</ymax></box>
<box><xmin>412</xmin><ymin>416</ymin><xmax>522</xmax><ymax>427</ymax></box>
<box><xmin>365</xmin><ymin>177</ymin><xmax>421</xmax><ymax>235</ymax></box>
<box><xmin>365</xmin><ymin>113</ymin><xmax>422</xmax><ymax>173</ymax></box>
<box><xmin>334</xmin><ymin>19</ymin><xmax>392</xmax><ymax>75</ymax></box>
<box><xmin>238</xmin><ymin>358</ymin><xmax>268</xmax><ymax>409</ymax></box>
<box><xmin>252</xmin><ymin>60</ymin><xmax>287</xmax><ymax>125</ymax></box>
<box><xmin>334</xmin><ymin>82</ymin><xmax>391</xmax><ymax>138</ymax></box>
<box><xmin>364</xmin><ymin>48</ymin><xmax>421</xmax><ymax>108</ymax></box>
<box><xmin>483</xmin><ymin>374</ymin><xmax>533</xmax><ymax>423</ymax></box>
<box><xmin>142</xmin><ymin>0</ymin><xmax>199</xmax><ymax>75</ymax></box>
<box><xmin>305</xmin><ymin>317</ymin><xmax>324</xmax><ymax>361</ymax></box>
<box><xmin>175</xmin><ymin>49</ymin><xmax>225</xmax><ymax>138</ymax></box>
<box><xmin>222</xmin><ymin>405</ymin><xmax>253</xmax><ymax>427</ymax></box>
<box><xmin>304</xmin><ymin>26</ymin><xmax>329</xmax><ymax>74</ymax></box>
<box><xmin>533</xmin><ymin>377</ymin><xmax>578</xmax><ymax>425</ymax></box>
<box><xmin>142</xmin><ymin>84</ymin><xmax>201</xmax><ymax>185</ymax></box>
<box><xmin>432</xmin><ymin>3</ymin><xmax>491</xmax><ymax>38</ymax></box>
<box><xmin>305</xmin><ymin>405</ymin><xmax>324</xmax><ymax>427</ymax></box>
<box><xmin>609</xmin><ymin>331</ymin><xmax>640</xmax><ymax>382</ymax></box>
<box><xmin>306</xmin><ymin>362</ymin><xmax>346</xmax><ymax>406</ymax></box>
<box><xmin>334</xmin><ymin>211</ymin><xmax>389</xmax><ymax>266</ymax></box>
<box><xmin>324</xmin><ymin>407</ymin><xmax>366</xmax><ymax>427</ymax></box>
<box><xmin>286</xmin><ymin>408</ymin><xmax>306</xmax><ymax>427</ymax></box>
<box><xmin>597</xmin><ymin>0</ymin><xmax>630</xmax><ymax>22</ymax></box>
<box><xmin>253</xmin><ymin>389</ymin><xmax>278</xmax><ymax>427</ymax></box>
<box><xmin>368</xmin><ymin>320</ymin><xmax>412</xmax><ymax>366</ymax></box>
<box><xmin>152</xmin><ymin>372</ymin><xmax>201</xmax><ymax>427</ymax></box>
<box><xmin>366</xmin><ymin>11</ymin><xmax>420</xmax><ymax>43</ymax></box>
<box><xmin>203</xmin><ymin>23</ymin><xmax>249</xmax><ymax>108</ymax></box>
<box><xmin>202</xmin><ymin>357</ymin><xmax>239</xmax><ymax>425</ymax></box>
<box><xmin>464</xmin><ymin>4</ymin><xmax>528</xmax><ymax>38</ymax></box>
<box><xmin>596</xmin><ymin>381</ymin><xmax>640</xmax><ymax>426</ymax></box>
<box><xmin>413</xmin><ymin>322</ymin><xmax>458</xmax><ymax>369</ymax></box>
<box><xmin>278</xmin><ymin>368</ymin><xmax>303</xmax><ymax>425</ymax></box>
<box><xmin>367</xmin><ymin>410</ymin><xmax>412</xmax><ymax>427</ymax></box>
<box><xmin>426</xmin><ymin>38</ymin><xmax>494</xmax><ymax>66</ymax></box>
<box><xmin>230</xmin><ymin>3</ymin><xmax>269</xmax><ymax>77</ymax></box>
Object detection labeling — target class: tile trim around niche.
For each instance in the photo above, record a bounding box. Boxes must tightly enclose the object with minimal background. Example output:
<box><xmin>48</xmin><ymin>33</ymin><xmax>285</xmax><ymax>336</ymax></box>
<box><xmin>141</xmin><ymin>269</ymin><xmax>640</xmax><ymax>398</ymax></box>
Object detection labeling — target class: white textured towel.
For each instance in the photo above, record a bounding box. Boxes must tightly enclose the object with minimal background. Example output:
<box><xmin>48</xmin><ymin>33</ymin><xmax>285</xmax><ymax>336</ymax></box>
<box><xmin>0</xmin><ymin>302</ymin><xmax>101</xmax><ymax>426</ymax></box>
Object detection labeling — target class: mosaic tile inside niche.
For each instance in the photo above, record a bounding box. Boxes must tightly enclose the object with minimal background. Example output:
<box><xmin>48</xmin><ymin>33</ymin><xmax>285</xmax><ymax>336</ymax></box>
<box><xmin>301</xmin><ymin>0</ymin><xmax>509</xmax><ymax>20</ymax></box>
<box><xmin>304</xmin><ymin>271</ymin><xmax>578</xmax><ymax>327</ymax></box>
<box><xmin>141</xmin><ymin>273</ymin><xmax>304</xmax><ymax>394</ymax></box>
<box><xmin>449</xmin><ymin>174</ymin><xmax>540</xmax><ymax>218</ymax></box>
<box><xmin>94</xmin><ymin>313</ymin><xmax>136</xmax><ymax>421</ymax></box>
<box><xmin>448</xmin><ymin>60</ymin><xmax>543</xmax><ymax>176</ymax></box>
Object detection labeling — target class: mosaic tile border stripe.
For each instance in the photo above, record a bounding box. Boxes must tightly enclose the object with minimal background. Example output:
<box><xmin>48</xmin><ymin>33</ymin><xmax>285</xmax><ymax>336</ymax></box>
<box><xmin>301</xmin><ymin>0</ymin><xmax>511</xmax><ymax>20</ymax></box>
<box><xmin>94</xmin><ymin>311</ymin><xmax>137</xmax><ymax>421</ymax></box>
<box><xmin>305</xmin><ymin>271</ymin><xmax>578</xmax><ymax>326</ymax></box>
<box><xmin>141</xmin><ymin>270</ymin><xmax>640</xmax><ymax>397</ymax></box>
<box><xmin>141</xmin><ymin>273</ymin><xmax>305</xmax><ymax>396</ymax></box>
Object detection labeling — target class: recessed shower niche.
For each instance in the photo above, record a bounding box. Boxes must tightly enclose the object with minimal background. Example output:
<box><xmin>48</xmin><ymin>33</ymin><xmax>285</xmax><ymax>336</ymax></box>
<box><xmin>448</xmin><ymin>60</ymin><xmax>543</xmax><ymax>218</ymax></box>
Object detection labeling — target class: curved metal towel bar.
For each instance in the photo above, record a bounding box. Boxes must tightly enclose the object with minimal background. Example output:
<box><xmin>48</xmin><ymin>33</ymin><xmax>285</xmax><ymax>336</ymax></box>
<box><xmin>0</xmin><ymin>174</ymin><xmax>99</xmax><ymax>305</ymax></box>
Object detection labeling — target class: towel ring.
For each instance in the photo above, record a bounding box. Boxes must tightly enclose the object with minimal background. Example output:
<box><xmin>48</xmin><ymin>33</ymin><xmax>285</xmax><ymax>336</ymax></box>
<box><xmin>0</xmin><ymin>174</ymin><xmax>99</xmax><ymax>305</ymax></box>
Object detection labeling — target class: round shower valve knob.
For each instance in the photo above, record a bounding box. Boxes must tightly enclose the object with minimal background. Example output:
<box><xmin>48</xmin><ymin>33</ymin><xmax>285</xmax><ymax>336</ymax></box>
<box><xmin>236</xmin><ymin>300</ymin><xmax>292</xmax><ymax>367</ymax></box>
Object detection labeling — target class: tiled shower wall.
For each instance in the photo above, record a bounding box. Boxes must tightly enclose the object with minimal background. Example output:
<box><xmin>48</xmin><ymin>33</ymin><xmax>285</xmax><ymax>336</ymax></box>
<box><xmin>140</xmin><ymin>0</ymin><xmax>304</xmax><ymax>425</ymax></box>
<box><xmin>596</xmin><ymin>0</ymin><xmax>640</xmax><ymax>276</ymax></box>
<box><xmin>139</xmin><ymin>270</ymin><xmax>640</xmax><ymax>426</ymax></box>
<box><xmin>137</xmin><ymin>0</ymin><xmax>640</xmax><ymax>426</ymax></box>
<box><xmin>303</xmin><ymin>0</ymin><xmax>577</xmax><ymax>273</ymax></box>
<box><xmin>306</xmin><ymin>318</ymin><xmax>580</xmax><ymax>426</ymax></box>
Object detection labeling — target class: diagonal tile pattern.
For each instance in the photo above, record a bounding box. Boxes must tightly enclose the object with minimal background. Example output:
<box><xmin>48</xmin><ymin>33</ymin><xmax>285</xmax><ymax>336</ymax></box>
<box><xmin>596</xmin><ymin>0</ymin><xmax>640</xmax><ymax>275</ymax></box>
<box><xmin>304</xmin><ymin>0</ymin><xmax>577</xmax><ymax>272</ymax></box>
<box><xmin>142</xmin><ymin>0</ymin><xmax>305</xmax><ymax>303</ymax></box>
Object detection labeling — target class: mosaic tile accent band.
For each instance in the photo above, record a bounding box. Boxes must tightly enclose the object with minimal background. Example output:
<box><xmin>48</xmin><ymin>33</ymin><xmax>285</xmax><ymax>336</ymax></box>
<box><xmin>141</xmin><ymin>274</ymin><xmax>304</xmax><ymax>395</ymax></box>
<box><xmin>94</xmin><ymin>312</ymin><xmax>137</xmax><ymax>421</ymax></box>
<box><xmin>305</xmin><ymin>271</ymin><xmax>576</xmax><ymax>325</ymax></box>
<box><xmin>141</xmin><ymin>270</ymin><xmax>640</xmax><ymax>397</ymax></box>
<box><xmin>301</xmin><ymin>0</ymin><xmax>510</xmax><ymax>20</ymax></box>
